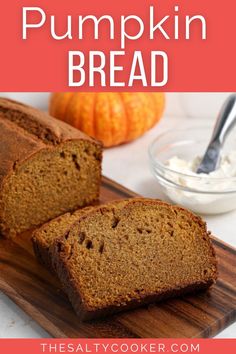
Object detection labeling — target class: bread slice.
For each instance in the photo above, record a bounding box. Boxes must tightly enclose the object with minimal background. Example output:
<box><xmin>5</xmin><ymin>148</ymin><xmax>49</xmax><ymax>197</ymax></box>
<box><xmin>0</xmin><ymin>98</ymin><xmax>102</xmax><ymax>238</ymax></box>
<box><xmin>51</xmin><ymin>198</ymin><xmax>217</xmax><ymax>321</ymax></box>
<box><xmin>32</xmin><ymin>206</ymin><xmax>93</xmax><ymax>270</ymax></box>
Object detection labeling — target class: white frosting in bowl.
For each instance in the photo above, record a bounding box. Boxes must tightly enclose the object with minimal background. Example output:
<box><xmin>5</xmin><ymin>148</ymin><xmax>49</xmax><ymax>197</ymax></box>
<box><xmin>166</xmin><ymin>151</ymin><xmax>236</xmax><ymax>191</ymax></box>
<box><xmin>162</xmin><ymin>151</ymin><xmax>236</xmax><ymax>214</ymax></box>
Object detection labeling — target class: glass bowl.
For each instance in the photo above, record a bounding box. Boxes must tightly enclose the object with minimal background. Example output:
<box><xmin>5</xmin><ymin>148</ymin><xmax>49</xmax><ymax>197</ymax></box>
<box><xmin>148</xmin><ymin>126</ymin><xmax>236</xmax><ymax>215</ymax></box>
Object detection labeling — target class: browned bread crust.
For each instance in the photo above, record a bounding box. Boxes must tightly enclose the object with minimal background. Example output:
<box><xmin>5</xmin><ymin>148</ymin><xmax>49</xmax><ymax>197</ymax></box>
<box><xmin>0</xmin><ymin>98</ymin><xmax>102</xmax><ymax>238</ymax></box>
<box><xmin>51</xmin><ymin>198</ymin><xmax>218</xmax><ymax>321</ymax></box>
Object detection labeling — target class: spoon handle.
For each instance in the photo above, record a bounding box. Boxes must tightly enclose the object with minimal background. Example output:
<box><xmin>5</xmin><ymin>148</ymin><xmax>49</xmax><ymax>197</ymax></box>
<box><xmin>197</xmin><ymin>94</ymin><xmax>236</xmax><ymax>174</ymax></box>
<box><xmin>210</xmin><ymin>93</ymin><xmax>236</xmax><ymax>146</ymax></box>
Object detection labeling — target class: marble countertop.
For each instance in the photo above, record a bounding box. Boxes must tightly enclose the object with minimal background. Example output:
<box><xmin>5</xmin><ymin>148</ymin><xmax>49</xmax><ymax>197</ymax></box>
<box><xmin>0</xmin><ymin>116</ymin><xmax>235</xmax><ymax>338</ymax></box>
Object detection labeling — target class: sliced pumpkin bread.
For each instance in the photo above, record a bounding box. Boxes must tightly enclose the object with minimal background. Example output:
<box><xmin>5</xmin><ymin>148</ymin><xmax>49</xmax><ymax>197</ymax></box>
<box><xmin>50</xmin><ymin>198</ymin><xmax>217</xmax><ymax>320</ymax></box>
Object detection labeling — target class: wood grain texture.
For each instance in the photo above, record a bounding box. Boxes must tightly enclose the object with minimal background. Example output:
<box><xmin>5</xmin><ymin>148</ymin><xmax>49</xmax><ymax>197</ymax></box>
<box><xmin>0</xmin><ymin>176</ymin><xmax>235</xmax><ymax>338</ymax></box>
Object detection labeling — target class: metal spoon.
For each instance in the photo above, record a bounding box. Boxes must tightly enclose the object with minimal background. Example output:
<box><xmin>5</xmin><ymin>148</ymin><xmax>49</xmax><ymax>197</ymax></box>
<box><xmin>196</xmin><ymin>94</ymin><xmax>236</xmax><ymax>174</ymax></box>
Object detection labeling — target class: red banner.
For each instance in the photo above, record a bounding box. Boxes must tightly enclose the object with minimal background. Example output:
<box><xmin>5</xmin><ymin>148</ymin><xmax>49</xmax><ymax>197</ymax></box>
<box><xmin>0</xmin><ymin>339</ymin><xmax>236</xmax><ymax>354</ymax></box>
<box><xmin>0</xmin><ymin>0</ymin><xmax>235</xmax><ymax>91</ymax></box>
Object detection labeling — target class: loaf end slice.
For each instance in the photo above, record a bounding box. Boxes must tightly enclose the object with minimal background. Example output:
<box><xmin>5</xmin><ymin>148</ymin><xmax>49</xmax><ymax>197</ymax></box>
<box><xmin>51</xmin><ymin>198</ymin><xmax>218</xmax><ymax>321</ymax></box>
<box><xmin>32</xmin><ymin>207</ymin><xmax>94</xmax><ymax>270</ymax></box>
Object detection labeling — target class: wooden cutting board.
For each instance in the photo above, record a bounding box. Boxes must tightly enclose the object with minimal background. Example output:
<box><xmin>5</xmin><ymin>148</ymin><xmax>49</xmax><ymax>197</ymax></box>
<box><xmin>0</xmin><ymin>177</ymin><xmax>235</xmax><ymax>338</ymax></box>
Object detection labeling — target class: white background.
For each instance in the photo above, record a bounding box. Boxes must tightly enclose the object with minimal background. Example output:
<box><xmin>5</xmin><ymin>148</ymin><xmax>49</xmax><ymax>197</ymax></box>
<box><xmin>0</xmin><ymin>92</ymin><xmax>235</xmax><ymax>338</ymax></box>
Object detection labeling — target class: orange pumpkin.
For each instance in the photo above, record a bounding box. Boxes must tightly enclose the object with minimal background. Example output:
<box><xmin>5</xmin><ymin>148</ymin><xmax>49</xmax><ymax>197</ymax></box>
<box><xmin>49</xmin><ymin>92</ymin><xmax>165</xmax><ymax>147</ymax></box>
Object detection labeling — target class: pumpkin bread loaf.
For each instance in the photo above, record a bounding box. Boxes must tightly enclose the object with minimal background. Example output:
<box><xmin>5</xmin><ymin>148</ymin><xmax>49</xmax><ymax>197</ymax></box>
<box><xmin>0</xmin><ymin>98</ymin><xmax>102</xmax><ymax>238</ymax></box>
<box><xmin>50</xmin><ymin>198</ymin><xmax>217</xmax><ymax>321</ymax></box>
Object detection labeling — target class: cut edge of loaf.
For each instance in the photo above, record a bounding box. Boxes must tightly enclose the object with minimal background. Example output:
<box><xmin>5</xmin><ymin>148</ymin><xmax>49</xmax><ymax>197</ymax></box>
<box><xmin>0</xmin><ymin>98</ymin><xmax>103</xmax><ymax>238</ymax></box>
<box><xmin>0</xmin><ymin>138</ymin><xmax>102</xmax><ymax>238</ymax></box>
<box><xmin>50</xmin><ymin>198</ymin><xmax>218</xmax><ymax>321</ymax></box>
